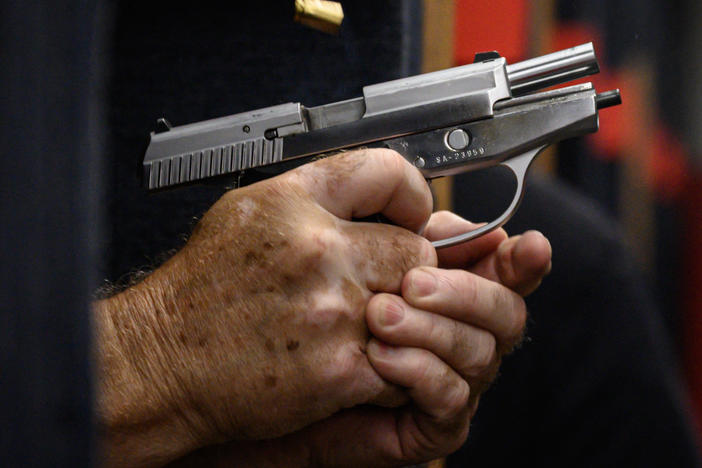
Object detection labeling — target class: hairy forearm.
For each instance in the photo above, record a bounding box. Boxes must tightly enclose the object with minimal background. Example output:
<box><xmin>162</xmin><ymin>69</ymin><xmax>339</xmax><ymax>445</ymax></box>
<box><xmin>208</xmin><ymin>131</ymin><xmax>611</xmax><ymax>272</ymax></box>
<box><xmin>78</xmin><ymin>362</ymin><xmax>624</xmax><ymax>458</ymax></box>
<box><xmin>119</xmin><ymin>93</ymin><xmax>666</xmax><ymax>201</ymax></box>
<box><xmin>91</xmin><ymin>151</ymin><xmax>447</xmax><ymax>466</ymax></box>
<box><xmin>94</xmin><ymin>267</ymin><xmax>201</xmax><ymax>467</ymax></box>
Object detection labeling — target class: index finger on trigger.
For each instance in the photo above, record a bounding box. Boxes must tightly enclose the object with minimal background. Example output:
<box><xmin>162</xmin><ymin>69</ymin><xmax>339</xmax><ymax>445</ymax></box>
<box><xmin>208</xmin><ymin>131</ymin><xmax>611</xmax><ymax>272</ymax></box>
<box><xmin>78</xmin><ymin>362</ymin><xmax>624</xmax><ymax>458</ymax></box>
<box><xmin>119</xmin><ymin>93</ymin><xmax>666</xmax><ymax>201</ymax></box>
<box><xmin>293</xmin><ymin>149</ymin><xmax>433</xmax><ymax>233</ymax></box>
<box><xmin>423</xmin><ymin>211</ymin><xmax>508</xmax><ymax>268</ymax></box>
<box><xmin>470</xmin><ymin>230</ymin><xmax>552</xmax><ymax>296</ymax></box>
<box><xmin>402</xmin><ymin>266</ymin><xmax>527</xmax><ymax>351</ymax></box>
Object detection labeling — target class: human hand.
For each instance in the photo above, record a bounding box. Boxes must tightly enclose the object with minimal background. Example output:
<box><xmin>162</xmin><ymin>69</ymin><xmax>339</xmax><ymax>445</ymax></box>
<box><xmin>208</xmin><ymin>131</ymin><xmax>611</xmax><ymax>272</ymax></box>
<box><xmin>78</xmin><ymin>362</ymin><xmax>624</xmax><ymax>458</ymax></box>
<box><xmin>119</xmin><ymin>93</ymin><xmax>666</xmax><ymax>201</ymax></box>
<box><xmin>169</xmin><ymin>212</ymin><xmax>552</xmax><ymax>467</ymax></box>
<box><xmin>362</xmin><ymin>212</ymin><xmax>551</xmax><ymax>439</ymax></box>
<box><xmin>343</xmin><ymin>212</ymin><xmax>550</xmax><ymax>464</ymax></box>
<box><xmin>94</xmin><ymin>149</ymin><xmax>437</xmax><ymax>467</ymax></box>
<box><xmin>425</xmin><ymin>210</ymin><xmax>552</xmax><ymax>297</ymax></box>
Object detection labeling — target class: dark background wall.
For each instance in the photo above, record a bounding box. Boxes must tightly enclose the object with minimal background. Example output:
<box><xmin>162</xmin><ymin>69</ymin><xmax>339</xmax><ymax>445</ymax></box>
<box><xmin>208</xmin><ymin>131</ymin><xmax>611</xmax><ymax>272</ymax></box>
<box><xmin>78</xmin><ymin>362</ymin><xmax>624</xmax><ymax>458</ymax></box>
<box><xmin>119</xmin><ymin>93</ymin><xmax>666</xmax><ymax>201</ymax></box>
<box><xmin>0</xmin><ymin>2</ymin><xmax>102</xmax><ymax>465</ymax></box>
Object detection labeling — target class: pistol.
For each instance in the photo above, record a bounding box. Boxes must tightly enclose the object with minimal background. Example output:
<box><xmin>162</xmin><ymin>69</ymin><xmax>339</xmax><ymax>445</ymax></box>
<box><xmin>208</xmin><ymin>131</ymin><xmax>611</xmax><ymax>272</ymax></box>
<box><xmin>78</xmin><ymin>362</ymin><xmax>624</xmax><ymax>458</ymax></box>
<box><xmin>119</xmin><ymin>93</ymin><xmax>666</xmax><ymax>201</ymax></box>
<box><xmin>143</xmin><ymin>43</ymin><xmax>620</xmax><ymax>248</ymax></box>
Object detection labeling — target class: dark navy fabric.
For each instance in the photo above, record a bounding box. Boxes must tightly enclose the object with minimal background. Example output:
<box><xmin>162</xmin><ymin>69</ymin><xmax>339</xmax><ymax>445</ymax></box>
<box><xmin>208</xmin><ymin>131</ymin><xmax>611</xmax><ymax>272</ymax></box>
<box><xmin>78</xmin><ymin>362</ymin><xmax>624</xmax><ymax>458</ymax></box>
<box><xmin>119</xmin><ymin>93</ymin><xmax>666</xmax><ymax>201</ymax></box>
<box><xmin>1</xmin><ymin>2</ymin><xmax>101</xmax><ymax>466</ymax></box>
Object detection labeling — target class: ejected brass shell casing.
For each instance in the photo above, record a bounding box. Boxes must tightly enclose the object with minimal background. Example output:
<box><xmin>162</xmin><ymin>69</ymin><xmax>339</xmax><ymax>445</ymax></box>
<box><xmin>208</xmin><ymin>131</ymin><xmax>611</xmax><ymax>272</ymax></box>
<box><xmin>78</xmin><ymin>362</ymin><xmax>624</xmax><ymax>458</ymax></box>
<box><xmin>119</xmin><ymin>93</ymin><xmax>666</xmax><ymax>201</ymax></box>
<box><xmin>294</xmin><ymin>0</ymin><xmax>344</xmax><ymax>34</ymax></box>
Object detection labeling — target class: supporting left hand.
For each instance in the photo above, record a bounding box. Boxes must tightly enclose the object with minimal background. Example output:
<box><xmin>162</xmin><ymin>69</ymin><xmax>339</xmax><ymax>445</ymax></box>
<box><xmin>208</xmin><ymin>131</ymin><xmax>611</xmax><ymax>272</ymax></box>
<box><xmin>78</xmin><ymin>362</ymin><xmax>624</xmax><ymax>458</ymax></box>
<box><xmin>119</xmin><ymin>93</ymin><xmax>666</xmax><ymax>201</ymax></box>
<box><xmin>168</xmin><ymin>211</ymin><xmax>552</xmax><ymax>467</ymax></box>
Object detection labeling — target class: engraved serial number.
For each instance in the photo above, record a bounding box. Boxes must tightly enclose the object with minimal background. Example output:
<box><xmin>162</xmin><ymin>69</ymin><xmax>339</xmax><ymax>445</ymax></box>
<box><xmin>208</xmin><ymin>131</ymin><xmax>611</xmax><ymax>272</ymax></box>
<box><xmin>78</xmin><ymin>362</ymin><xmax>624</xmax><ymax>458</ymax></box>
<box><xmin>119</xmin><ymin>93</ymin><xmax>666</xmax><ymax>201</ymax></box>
<box><xmin>432</xmin><ymin>147</ymin><xmax>485</xmax><ymax>165</ymax></box>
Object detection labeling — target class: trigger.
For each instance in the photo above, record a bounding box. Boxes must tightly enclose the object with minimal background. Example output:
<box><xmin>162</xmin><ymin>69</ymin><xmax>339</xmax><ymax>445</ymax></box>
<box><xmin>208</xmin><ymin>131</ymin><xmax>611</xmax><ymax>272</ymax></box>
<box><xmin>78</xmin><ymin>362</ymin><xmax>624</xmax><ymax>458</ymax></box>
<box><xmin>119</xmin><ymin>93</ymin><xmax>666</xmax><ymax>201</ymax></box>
<box><xmin>431</xmin><ymin>146</ymin><xmax>545</xmax><ymax>249</ymax></box>
<box><xmin>501</xmin><ymin>147</ymin><xmax>543</xmax><ymax>181</ymax></box>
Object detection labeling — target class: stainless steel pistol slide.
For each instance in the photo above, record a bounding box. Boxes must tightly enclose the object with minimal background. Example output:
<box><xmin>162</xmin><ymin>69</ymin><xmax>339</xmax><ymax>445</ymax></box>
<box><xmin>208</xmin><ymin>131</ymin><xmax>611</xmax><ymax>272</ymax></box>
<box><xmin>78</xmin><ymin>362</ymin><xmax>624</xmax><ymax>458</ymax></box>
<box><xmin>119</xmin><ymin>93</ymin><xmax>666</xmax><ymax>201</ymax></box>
<box><xmin>142</xmin><ymin>43</ymin><xmax>621</xmax><ymax>248</ymax></box>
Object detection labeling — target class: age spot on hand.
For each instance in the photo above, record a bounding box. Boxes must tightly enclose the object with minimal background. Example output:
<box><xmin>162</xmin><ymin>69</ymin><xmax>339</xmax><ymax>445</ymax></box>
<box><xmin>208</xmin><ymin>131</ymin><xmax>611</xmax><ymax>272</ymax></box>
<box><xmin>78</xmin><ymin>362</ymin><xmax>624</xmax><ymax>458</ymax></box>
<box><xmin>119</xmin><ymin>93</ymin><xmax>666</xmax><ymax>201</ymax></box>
<box><xmin>264</xmin><ymin>374</ymin><xmax>278</xmax><ymax>388</ymax></box>
<box><xmin>244</xmin><ymin>251</ymin><xmax>259</xmax><ymax>266</ymax></box>
<box><xmin>286</xmin><ymin>339</ymin><xmax>300</xmax><ymax>351</ymax></box>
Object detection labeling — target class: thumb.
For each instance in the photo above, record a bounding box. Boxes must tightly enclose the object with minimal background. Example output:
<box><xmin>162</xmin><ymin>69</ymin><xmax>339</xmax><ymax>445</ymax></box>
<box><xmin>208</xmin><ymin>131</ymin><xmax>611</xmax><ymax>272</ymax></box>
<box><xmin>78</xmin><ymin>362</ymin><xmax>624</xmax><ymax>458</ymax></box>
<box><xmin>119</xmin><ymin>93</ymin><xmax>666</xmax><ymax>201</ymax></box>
<box><xmin>293</xmin><ymin>149</ymin><xmax>433</xmax><ymax>233</ymax></box>
<box><xmin>471</xmin><ymin>230</ymin><xmax>552</xmax><ymax>296</ymax></box>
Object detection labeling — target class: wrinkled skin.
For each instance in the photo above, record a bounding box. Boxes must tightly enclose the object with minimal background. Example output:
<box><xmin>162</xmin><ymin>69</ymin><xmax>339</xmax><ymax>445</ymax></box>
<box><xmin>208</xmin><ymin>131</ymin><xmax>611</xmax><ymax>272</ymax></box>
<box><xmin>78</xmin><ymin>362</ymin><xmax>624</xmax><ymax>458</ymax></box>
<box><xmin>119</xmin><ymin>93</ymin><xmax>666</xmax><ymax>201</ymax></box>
<box><xmin>169</xmin><ymin>199</ymin><xmax>552</xmax><ymax>467</ymax></box>
<box><xmin>95</xmin><ymin>149</ymin><xmax>552</xmax><ymax>467</ymax></box>
<box><xmin>96</xmin><ymin>149</ymin><xmax>436</xmax><ymax>466</ymax></box>
<box><xmin>168</xmin><ymin>214</ymin><xmax>552</xmax><ymax>466</ymax></box>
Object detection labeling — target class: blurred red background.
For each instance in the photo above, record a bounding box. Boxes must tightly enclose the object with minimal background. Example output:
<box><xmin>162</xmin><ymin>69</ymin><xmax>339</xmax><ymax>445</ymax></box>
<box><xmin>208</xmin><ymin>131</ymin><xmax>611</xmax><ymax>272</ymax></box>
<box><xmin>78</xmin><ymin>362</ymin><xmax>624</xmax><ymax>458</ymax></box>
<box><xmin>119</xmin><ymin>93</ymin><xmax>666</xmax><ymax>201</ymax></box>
<box><xmin>452</xmin><ymin>0</ymin><xmax>702</xmax><ymax>444</ymax></box>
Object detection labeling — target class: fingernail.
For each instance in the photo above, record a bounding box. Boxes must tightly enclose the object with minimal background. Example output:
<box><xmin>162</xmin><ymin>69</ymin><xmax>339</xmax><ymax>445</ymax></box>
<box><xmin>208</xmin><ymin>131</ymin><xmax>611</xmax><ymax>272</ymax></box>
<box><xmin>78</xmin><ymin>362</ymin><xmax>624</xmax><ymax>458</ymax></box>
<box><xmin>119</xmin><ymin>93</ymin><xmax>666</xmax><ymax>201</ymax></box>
<box><xmin>409</xmin><ymin>269</ymin><xmax>437</xmax><ymax>297</ymax></box>
<box><xmin>379</xmin><ymin>299</ymin><xmax>404</xmax><ymax>326</ymax></box>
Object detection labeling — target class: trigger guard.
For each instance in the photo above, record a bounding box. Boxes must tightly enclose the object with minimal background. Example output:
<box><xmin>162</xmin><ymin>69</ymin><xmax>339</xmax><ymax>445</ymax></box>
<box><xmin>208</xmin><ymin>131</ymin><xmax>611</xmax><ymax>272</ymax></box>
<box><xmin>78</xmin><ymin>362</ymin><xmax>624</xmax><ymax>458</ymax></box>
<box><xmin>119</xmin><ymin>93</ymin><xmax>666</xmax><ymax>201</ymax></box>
<box><xmin>430</xmin><ymin>146</ymin><xmax>545</xmax><ymax>249</ymax></box>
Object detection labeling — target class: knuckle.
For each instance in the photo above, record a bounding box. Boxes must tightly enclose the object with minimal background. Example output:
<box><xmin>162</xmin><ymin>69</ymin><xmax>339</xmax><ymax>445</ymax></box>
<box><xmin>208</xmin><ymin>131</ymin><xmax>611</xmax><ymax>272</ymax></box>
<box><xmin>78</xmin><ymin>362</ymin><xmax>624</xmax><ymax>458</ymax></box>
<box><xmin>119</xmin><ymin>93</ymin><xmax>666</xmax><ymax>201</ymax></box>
<box><xmin>490</xmin><ymin>283</ymin><xmax>526</xmax><ymax>340</ymax></box>
<box><xmin>329</xmin><ymin>343</ymin><xmax>364</xmax><ymax>385</ymax></box>
<box><xmin>436</xmin><ymin>376</ymin><xmax>470</xmax><ymax>420</ymax></box>
<box><xmin>412</xmin><ymin>350</ymin><xmax>434</xmax><ymax>386</ymax></box>
<box><xmin>305</xmin><ymin>283</ymin><xmax>365</xmax><ymax>329</ymax></box>
<box><xmin>444</xmin><ymin>417</ymin><xmax>472</xmax><ymax>457</ymax></box>
<box><xmin>377</xmin><ymin>148</ymin><xmax>408</xmax><ymax>172</ymax></box>
<box><xmin>460</xmin><ymin>273</ymin><xmax>479</xmax><ymax>310</ymax></box>
<box><xmin>395</xmin><ymin>233</ymin><xmax>436</xmax><ymax>274</ymax></box>
<box><xmin>425</xmin><ymin>311</ymin><xmax>444</xmax><ymax>346</ymax></box>
<box><xmin>297</xmin><ymin>224</ymin><xmax>344</xmax><ymax>265</ymax></box>
<box><xmin>443</xmin><ymin>317</ymin><xmax>462</xmax><ymax>356</ymax></box>
<box><xmin>433</xmin><ymin>210</ymin><xmax>458</xmax><ymax>224</ymax></box>
<box><xmin>448</xmin><ymin>424</ymin><xmax>472</xmax><ymax>457</ymax></box>
<box><xmin>452</xmin><ymin>379</ymin><xmax>471</xmax><ymax>412</ymax></box>
<box><xmin>464</xmin><ymin>332</ymin><xmax>497</xmax><ymax>376</ymax></box>
<box><xmin>506</xmin><ymin>294</ymin><xmax>527</xmax><ymax>341</ymax></box>
<box><xmin>476</xmin><ymin>332</ymin><xmax>498</xmax><ymax>369</ymax></box>
<box><xmin>418</xmin><ymin>237</ymin><xmax>438</xmax><ymax>267</ymax></box>
<box><xmin>306</xmin><ymin>300</ymin><xmax>348</xmax><ymax>329</ymax></box>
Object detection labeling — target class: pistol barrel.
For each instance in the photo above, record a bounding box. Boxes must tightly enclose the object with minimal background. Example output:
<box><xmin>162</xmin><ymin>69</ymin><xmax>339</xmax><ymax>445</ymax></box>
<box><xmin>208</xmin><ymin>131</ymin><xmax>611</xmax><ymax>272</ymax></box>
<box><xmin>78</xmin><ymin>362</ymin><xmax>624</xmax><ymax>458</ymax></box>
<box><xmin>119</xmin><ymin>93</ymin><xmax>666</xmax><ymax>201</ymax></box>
<box><xmin>506</xmin><ymin>43</ymin><xmax>599</xmax><ymax>96</ymax></box>
<box><xmin>595</xmin><ymin>89</ymin><xmax>622</xmax><ymax>109</ymax></box>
